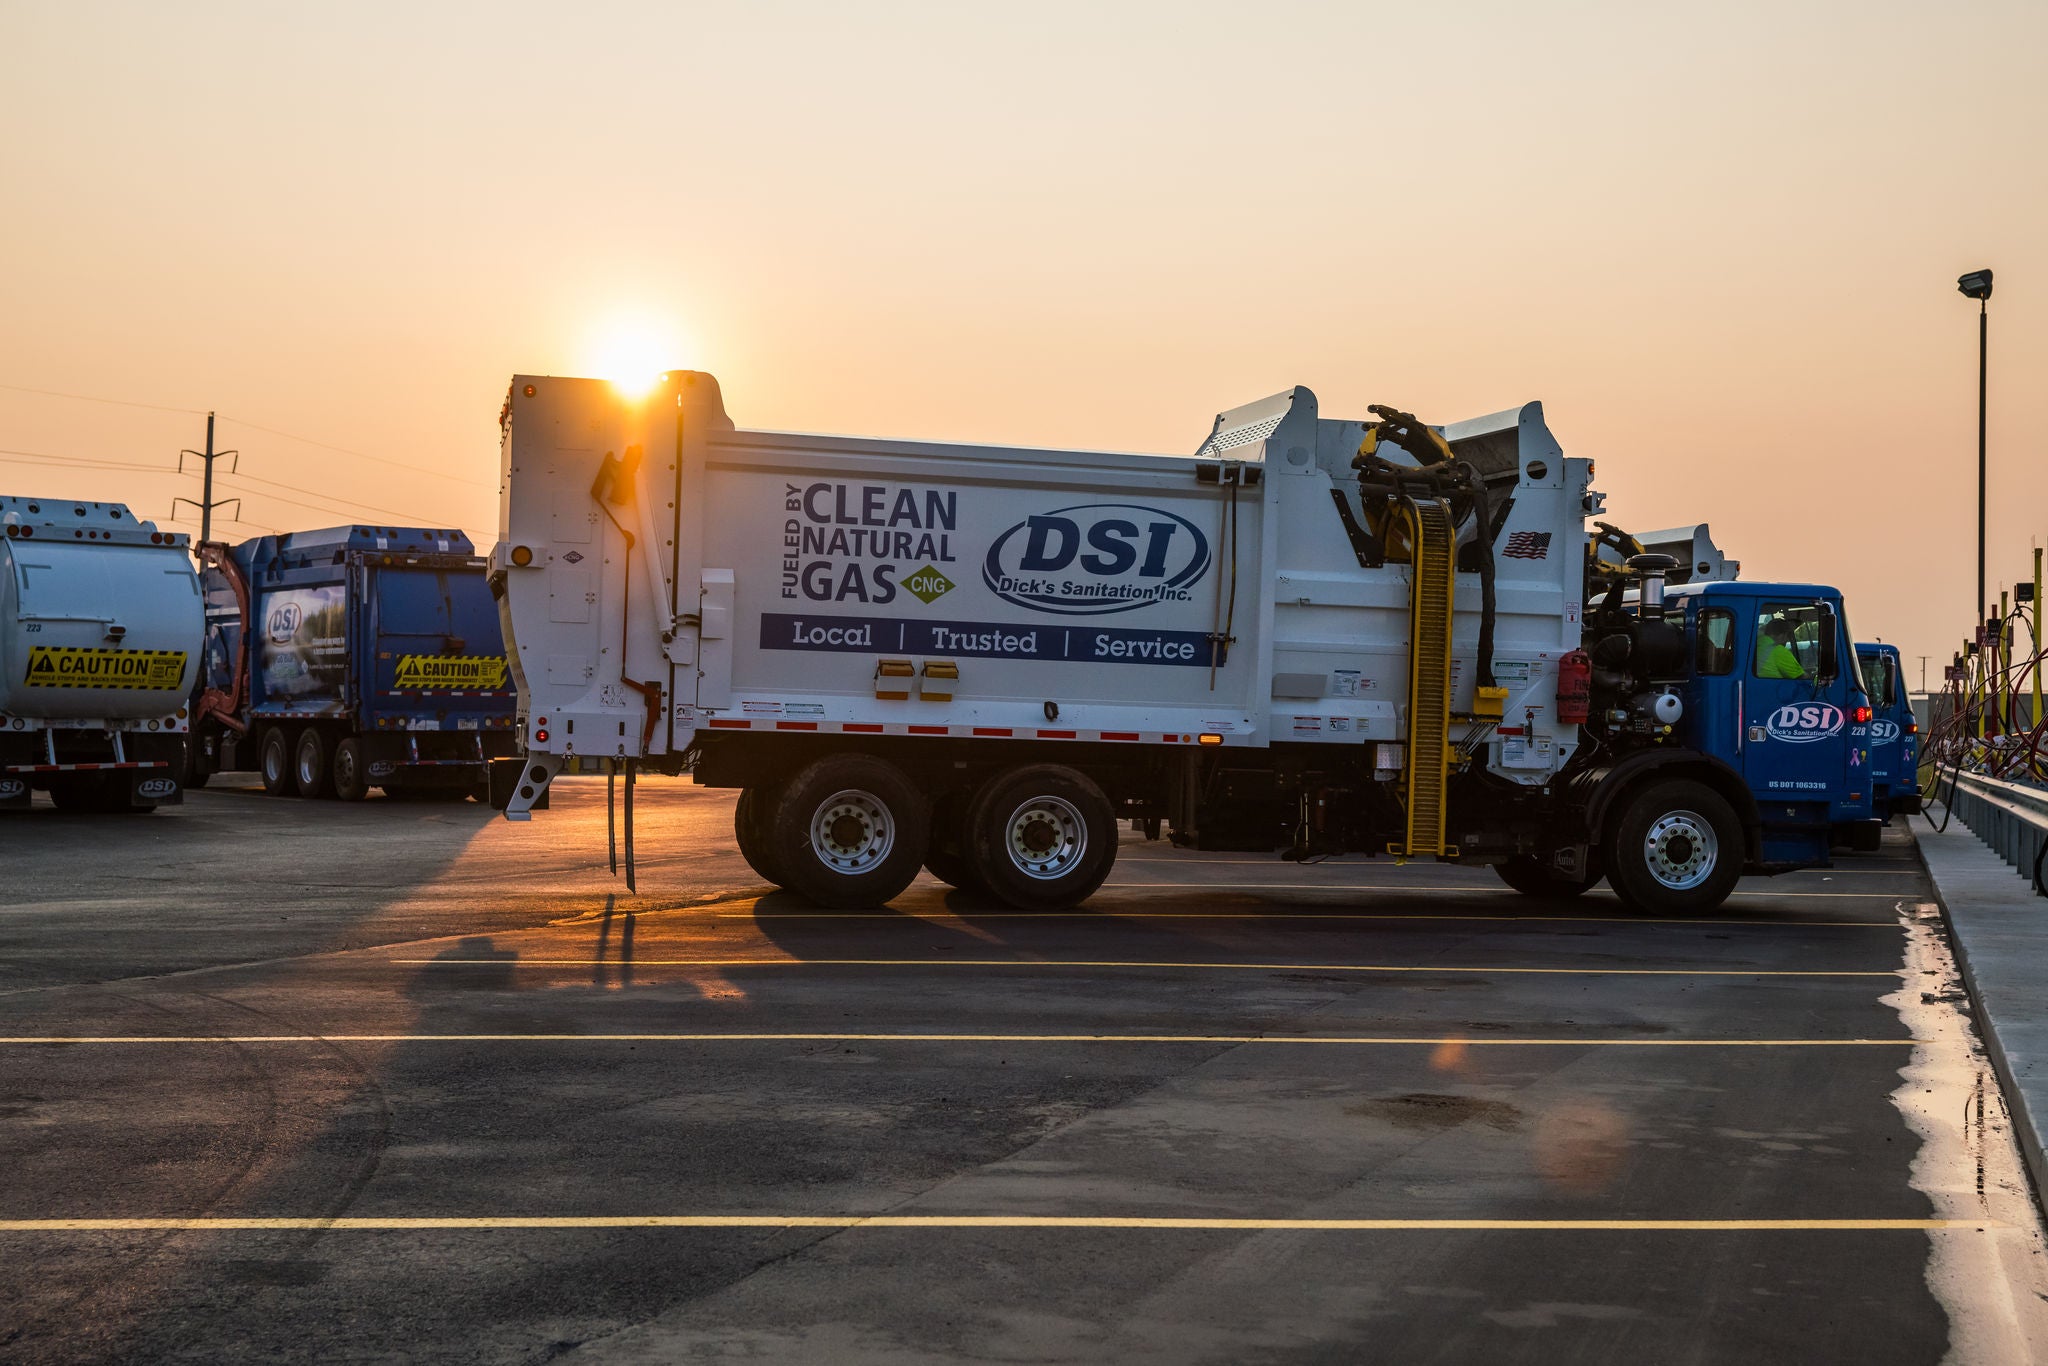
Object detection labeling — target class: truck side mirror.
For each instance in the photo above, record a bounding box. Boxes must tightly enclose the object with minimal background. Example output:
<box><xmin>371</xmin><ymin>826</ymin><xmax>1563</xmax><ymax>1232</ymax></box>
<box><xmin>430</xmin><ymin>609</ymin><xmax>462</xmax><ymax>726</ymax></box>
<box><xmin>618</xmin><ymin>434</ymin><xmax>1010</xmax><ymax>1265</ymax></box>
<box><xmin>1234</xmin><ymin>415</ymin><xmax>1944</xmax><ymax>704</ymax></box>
<box><xmin>1817</xmin><ymin>604</ymin><xmax>1839</xmax><ymax>682</ymax></box>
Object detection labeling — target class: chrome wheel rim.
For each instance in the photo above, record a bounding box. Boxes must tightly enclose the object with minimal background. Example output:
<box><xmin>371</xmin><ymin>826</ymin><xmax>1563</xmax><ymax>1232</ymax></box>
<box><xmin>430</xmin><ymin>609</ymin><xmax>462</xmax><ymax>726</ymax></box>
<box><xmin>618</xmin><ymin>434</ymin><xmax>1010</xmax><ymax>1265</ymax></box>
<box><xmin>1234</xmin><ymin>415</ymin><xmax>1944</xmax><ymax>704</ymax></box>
<box><xmin>1004</xmin><ymin>795</ymin><xmax>1087</xmax><ymax>881</ymax></box>
<box><xmin>809</xmin><ymin>789</ymin><xmax>894</xmax><ymax>874</ymax></box>
<box><xmin>1643</xmin><ymin>809</ymin><xmax>1716</xmax><ymax>890</ymax></box>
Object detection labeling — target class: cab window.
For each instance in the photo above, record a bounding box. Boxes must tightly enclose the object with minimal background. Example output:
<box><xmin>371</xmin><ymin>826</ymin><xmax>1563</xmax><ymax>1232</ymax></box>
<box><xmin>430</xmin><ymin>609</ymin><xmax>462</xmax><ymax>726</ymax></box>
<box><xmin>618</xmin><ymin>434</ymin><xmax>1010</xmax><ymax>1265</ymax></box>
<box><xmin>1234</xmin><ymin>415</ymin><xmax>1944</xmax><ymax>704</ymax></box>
<box><xmin>1696</xmin><ymin>608</ymin><xmax>1735</xmax><ymax>676</ymax></box>
<box><xmin>1753</xmin><ymin>603</ymin><xmax>1821</xmax><ymax>680</ymax></box>
<box><xmin>1864</xmin><ymin>655</ymin><xmax>1896</xmax><ymax>707</ymax></box>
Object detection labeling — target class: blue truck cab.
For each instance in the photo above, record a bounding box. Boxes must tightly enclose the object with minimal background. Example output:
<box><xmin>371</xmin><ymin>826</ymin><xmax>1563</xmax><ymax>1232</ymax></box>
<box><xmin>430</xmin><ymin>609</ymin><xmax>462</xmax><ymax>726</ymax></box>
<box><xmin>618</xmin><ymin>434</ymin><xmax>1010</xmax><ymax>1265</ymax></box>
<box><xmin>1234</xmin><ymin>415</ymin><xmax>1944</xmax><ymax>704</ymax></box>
<box><xmin>1856</xmin><ymin>642</ymin><xmax>1920</xmax><ymax>816</ymax></box>
<box><xmin>187</xmin><ymin>526</ymin><xmax>517</xmax><ymax>800</ymax></box>
<box><xmin>1654</xmin><ymin>580</ymin><xmax>1882</xmax><ymax>864</ymax></box>
<box><xmin>1506</xmin><ymin>562</ymin><xmax>1883</xmax><ymax>912</ymax></box>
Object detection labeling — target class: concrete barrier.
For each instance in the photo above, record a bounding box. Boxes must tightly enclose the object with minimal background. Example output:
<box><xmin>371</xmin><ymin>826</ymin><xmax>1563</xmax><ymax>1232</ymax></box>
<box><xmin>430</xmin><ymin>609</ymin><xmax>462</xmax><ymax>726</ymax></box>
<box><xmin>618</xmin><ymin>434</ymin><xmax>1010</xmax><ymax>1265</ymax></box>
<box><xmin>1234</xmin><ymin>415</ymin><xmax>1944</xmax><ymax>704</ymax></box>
<box><xmin>1944</xmin><ymin>770</ymin><xmax>2048</xmax><ymax>897</ymax></box>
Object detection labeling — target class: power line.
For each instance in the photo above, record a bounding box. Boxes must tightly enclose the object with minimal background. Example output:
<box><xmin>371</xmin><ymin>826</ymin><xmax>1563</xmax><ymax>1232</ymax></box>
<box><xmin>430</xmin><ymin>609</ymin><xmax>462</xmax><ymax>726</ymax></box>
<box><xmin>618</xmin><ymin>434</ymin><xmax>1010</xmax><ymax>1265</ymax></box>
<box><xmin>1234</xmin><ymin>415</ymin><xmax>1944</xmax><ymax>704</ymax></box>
<box><xmin>215</xmin><ymin>414</ymin><xmax>495</xmax><ymax>489</ymax></box>
<box><xmin>1</xmin><ymin>438</ymin><xmax>464</xmax><ymax>526</ymax></box>
<box><xmin>0</xmin><ymin>379</ymin><xmax>495</xmax><ymax>489</ymax></box>
<box><xmin>0</xmin><ymin>446</ymin><xmax>177</xmax><ymax>474</ymax></box>
<box><xmin>215</xmin><ymin>473</ymin><xmax>431</xmax><ymax>525</ymax></box>
<box><xmin>0</xmin><ymin>381</ymin><xmax>206</xmax><ymax>416</ymax></box>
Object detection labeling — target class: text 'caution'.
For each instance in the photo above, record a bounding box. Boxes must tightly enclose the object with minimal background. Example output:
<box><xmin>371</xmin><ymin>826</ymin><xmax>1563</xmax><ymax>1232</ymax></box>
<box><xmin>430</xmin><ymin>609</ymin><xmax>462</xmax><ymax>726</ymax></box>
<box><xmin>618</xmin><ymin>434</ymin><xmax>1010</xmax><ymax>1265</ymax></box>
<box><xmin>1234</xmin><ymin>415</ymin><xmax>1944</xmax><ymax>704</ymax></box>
<box><xmin>392</xmin><ymin>655</ymin><xmax>508</xmax><ymax>690</ymax></box>
<box><xmin>24</xmin><ymin>647</ymin><xmax>188</xmax><ymax>690</ymax></box>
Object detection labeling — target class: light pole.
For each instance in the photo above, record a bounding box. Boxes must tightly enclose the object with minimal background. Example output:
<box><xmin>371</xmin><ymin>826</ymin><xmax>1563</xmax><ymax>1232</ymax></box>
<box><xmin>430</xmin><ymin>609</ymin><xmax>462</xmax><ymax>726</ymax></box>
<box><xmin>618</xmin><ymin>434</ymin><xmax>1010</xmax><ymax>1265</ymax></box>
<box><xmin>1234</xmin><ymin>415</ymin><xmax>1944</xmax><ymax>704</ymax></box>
<box><xmin>1959</xmin><ymin>269</ymin><xmax>1993</xmax><ymax>627</ymax></box>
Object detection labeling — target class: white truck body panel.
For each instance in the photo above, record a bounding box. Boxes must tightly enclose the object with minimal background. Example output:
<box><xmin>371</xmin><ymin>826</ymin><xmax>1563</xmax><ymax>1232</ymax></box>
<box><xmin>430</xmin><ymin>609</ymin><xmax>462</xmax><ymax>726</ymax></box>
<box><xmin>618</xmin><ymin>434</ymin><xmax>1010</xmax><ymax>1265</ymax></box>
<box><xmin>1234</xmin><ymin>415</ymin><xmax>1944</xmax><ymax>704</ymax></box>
<box><xmin>495</xmin><ymin>375</ymin><xmax>1591</xmax><ymax>785</ymax></box>
<box><xmin>0</xmin><ymin>497</ymin><xmax>200</xmax><ymax>731</ymax></box>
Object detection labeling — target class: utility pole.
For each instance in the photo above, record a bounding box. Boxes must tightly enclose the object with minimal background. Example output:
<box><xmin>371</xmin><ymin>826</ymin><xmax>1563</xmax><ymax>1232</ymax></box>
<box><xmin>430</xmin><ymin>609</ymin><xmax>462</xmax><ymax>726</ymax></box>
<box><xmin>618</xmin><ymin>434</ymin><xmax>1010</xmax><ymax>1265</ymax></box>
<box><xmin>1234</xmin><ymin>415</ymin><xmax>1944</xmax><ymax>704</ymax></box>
<box><xmin>174</xmin><ymin>411</ymin><xmax>239</xmax><ymax>543</ymax></box>
<box><xmin>1918</xmin><ymin>656</ymin><xmax>1928</xmax><ymax>694</ymax></box>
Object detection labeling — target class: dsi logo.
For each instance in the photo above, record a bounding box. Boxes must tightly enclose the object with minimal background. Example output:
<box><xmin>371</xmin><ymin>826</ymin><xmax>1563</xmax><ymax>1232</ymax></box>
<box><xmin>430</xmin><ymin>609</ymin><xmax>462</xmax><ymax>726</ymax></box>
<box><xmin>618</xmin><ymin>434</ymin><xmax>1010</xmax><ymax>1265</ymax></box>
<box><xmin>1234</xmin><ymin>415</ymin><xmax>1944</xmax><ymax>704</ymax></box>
<box><xmin>1767</xmin><ymin>703</ymin><xmax>1845</xmax><ymax>744</ymax></box>
<box><xmin>983</xmin><ymin>503</ymin><xmax>1210</xmax><ymax>617</ymax></box>
<box><xmin>137</xmin><ymin>777</ymin><xmax>178</xmax><ymax>799</ymax></box>
<box><xmin>1870</xmin><ymin>719</ymin><xmax>1901</xmax><ymax>743</ymax></box>
<box><xmin>267</xmin><ymin>603</ymin><xmax>303</xmax><ymax>644</ymax></box>
<box><xmin>0</xmin><ymin>778</ymin><xmax>24</xmax><ymax>800</ymax></box>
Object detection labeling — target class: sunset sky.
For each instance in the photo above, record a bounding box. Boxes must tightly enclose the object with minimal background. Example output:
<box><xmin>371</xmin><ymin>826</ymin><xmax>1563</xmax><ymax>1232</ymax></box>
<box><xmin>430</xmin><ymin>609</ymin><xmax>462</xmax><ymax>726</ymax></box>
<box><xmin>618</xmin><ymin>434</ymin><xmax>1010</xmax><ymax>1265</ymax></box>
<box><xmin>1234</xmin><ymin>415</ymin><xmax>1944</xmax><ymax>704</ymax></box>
<box><xmin>3</xmin><ymin>1</ymin><xmax>2042</xmax><ymax>683</ymax></box>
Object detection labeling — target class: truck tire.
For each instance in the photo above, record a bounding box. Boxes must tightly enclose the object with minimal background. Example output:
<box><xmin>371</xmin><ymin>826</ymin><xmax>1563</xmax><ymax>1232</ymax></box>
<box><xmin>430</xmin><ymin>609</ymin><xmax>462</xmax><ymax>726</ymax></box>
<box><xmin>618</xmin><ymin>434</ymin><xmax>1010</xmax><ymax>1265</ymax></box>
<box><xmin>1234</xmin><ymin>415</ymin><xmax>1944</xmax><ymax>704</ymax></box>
<box><xmin>767</xmin><ymin>755</ymin><xmax>928</xmax><ymax>908</ymax></box>
<box><xmin>1604</xmin><ymin>779</ymin><xmax>1743</xmax><ymax>915</ymax></box>
<box><xmin>1493</xmin><ymin>854</ymin><xmax>1603</xmax><ymax>899</ymax></box>
<box><xmin>180</xmin><ymin>737</ymin><xmax>210</xmax><ymax>790</ymax></box>
<box><xmin>922</xmin><ymin>795</ymin><xmax>989</xmax><ymax>896</ymax></box>
<box><xmin>295</xmin><ymin>728</ymin><xmax>333</xmax><ymax>798</ymax></box>
<box><xmin>47</xmin><ymin>777</ymin><xmax>100</xmax><ymax>812</ymax></box>
<box><xmin>733</xmin><ymin>784</ymin><xmax>788</xmax><ymax>888</ymax></box>
<box><xmin>332</xmin><ymin>737</ymin><xmax>370</xmax><ymax>802</ymax></box>
<box><xmin>965</xmin><ymin>764</ymin><xmax>1117</xmax><ymax>911</ymax></box>
<box><xmin>90</xmin><ymin>775</ymin><xmax>151</xmax><ymax>813</ymax></box>
<box><xmin>260</xmin><ymin>727</ymin><xmax>297</xmax><ymax>796</ymax></box>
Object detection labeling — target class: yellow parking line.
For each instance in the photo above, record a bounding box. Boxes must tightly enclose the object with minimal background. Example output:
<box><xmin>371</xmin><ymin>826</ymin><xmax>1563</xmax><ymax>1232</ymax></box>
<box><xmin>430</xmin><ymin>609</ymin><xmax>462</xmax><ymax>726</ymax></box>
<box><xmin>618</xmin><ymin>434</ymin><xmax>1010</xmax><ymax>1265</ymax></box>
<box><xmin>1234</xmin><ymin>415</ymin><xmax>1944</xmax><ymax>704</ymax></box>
<box><xmin>1095</xmin><ymin>884</ymin><xmax>1907</xmax><ymax>900</ymax></box>
<box><xmin>0</xmin><ymin>1033</ymin><xmax>1914</xmax><ymax>1047</ymax></box>
<box><xmin>0</xmin><ymin>1216</ymin><xmax>1990</xmax><ymax>1232</ymax></box>
<box><xmin>391</xmin><ymin>957</ymin><xmax>1896</xmax><ymax>978</ymax></box>
<box><xmin>724</xmin><ymin>911</ymin><xmax>1899</xmax><ymax>927</ymax></box>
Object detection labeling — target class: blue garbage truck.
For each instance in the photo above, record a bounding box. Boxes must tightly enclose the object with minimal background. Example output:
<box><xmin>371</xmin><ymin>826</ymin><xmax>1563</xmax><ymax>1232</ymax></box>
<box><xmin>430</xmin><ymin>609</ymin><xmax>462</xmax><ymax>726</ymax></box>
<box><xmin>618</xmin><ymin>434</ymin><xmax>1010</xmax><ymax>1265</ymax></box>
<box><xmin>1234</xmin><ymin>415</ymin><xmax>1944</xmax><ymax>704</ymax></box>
<box><xmin>1857</xmin><ymin>641</ymin><xmax>1920</xmax><ymax>816</ymax></box>
<box><xmin>186</xmin><ymin>525</ymin><xmax>516</xmax><ymax>800</ymax></box>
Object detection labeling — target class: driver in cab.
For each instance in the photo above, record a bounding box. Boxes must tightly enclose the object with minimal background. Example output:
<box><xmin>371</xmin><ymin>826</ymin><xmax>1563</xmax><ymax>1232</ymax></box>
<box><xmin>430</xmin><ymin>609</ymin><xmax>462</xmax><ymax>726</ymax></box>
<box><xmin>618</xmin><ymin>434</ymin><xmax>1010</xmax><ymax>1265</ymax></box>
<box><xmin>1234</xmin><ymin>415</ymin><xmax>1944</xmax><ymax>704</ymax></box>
<box><xmin>1756</xmin><ymin>618</ymin><xmax>1806</xmax><ymax>679</ymax></box>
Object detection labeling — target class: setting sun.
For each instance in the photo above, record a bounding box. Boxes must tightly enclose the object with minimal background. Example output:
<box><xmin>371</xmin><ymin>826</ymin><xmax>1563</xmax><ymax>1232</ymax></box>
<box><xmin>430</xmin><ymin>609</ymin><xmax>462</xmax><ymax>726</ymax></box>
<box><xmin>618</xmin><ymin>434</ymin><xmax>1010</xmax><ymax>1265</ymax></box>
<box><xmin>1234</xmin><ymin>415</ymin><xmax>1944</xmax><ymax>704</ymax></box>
<box><xmin>584</xmin><ymin>313</ymin><xmax>689</xmax><ymax>400</ymax></box>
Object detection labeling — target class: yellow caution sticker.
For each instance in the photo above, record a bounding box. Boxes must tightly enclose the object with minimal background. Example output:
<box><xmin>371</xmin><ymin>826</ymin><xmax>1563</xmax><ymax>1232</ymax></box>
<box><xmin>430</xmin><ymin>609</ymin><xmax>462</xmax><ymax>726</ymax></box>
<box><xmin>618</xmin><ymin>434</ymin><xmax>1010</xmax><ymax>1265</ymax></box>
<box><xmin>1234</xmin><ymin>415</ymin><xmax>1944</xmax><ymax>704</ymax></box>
<box><xmin>23</xmin><ymin>647</ymin><xmax>188</xmax><ymax>691</ymax></box>
<box><xmin>392</xmin><ymin>654</ymin><xmax>509</xmax><ymax>690</ymax></box>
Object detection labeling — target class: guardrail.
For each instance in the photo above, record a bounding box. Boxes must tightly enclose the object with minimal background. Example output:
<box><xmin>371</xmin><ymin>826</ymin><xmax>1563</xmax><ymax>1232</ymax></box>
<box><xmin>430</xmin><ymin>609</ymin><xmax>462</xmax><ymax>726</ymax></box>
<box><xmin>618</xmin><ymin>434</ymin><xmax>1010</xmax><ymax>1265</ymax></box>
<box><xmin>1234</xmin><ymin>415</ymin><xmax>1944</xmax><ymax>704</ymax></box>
<box><xmin>1942</xmin><ymin>770</ymin><xmax>2048</xmax><ymax>896</ymax></box>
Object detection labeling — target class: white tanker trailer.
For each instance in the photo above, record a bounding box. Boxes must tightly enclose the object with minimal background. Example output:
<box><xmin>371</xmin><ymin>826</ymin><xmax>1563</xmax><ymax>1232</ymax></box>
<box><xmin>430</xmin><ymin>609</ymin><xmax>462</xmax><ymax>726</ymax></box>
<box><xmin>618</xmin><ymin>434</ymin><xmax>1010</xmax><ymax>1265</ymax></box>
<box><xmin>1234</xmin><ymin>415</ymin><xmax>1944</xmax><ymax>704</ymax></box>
<box><xmin>0</xmin><ymin>496</ymin><xmax>203</xmax><ymax>811</ymax></box>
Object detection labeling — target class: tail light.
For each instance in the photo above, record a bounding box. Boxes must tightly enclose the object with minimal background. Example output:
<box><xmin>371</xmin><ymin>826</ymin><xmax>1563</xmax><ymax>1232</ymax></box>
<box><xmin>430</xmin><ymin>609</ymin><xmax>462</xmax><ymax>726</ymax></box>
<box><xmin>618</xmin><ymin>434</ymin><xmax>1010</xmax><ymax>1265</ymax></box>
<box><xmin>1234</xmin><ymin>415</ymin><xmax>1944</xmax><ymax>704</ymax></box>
<box><xmin>1851</xmin><ymin>705</ymin><xmax>1873</xmax><ymax>724</ymax></box>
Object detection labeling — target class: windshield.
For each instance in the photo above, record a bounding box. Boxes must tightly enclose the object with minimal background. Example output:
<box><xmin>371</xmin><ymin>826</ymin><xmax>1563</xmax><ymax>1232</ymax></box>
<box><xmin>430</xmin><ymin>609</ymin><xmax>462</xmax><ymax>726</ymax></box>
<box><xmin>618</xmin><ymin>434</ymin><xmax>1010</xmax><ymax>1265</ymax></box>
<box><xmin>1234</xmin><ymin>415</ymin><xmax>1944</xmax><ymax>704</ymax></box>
<box><xmin>1839</xmin><ymin>604</ymin><xmax>1869</xmax><ymax>701</ymax></box>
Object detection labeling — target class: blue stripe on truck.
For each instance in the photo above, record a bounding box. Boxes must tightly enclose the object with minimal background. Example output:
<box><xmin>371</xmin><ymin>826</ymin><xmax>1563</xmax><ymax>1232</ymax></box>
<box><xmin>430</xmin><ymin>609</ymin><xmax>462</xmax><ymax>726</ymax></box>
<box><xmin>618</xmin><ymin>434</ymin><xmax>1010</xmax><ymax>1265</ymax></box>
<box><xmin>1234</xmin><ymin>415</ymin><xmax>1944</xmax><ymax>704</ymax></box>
<box><xmin>758</xmin><ymin>612</ymin><xmax>1224</xmax><ymax>667</ymax></box>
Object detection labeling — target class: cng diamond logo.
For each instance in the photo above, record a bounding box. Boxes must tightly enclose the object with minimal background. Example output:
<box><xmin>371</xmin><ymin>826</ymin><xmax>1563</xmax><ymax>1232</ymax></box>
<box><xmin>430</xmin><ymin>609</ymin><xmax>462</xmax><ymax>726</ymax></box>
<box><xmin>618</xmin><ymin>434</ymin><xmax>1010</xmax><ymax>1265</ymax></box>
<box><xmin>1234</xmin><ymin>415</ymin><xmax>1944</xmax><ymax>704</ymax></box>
<box><xmin>903</xmin><ymin>564</ymin><xmax>955</xmax><ymax>604</ymax></box>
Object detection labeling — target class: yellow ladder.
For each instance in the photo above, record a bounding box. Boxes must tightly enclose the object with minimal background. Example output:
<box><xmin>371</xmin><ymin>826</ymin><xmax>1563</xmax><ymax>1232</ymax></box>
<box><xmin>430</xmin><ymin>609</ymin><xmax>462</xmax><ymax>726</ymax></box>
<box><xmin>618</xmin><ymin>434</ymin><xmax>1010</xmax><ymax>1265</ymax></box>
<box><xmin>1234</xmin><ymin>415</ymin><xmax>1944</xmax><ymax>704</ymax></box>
<box><xmin>1395</xmin><ymin>498</ymin><xmax>1457</xmax><ymax>858</ymax></box>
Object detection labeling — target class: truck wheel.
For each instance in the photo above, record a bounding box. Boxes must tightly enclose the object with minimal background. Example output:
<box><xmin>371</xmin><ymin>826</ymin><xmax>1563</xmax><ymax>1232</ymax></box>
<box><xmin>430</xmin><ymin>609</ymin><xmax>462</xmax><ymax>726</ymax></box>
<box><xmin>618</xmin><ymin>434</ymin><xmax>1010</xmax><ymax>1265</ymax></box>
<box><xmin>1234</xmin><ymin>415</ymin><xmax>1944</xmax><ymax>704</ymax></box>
<box><xmin>180</xmin><ymin>738</ymin><xmax>210</xmax><ymax>790</ymax></box>
<box><xmin>922</xmin><ymin>793</ymin><xmax>989</xmax><ymax>896</ymax></box>
<box><xmin>89</xmin><ymin>775</ymin><xmax>151</xmax><ymax>813</ymax></box>
<box><xmin>295</xmin><ymin>728</ymin><xmax>333</xmax><ymax>798</ymax></box>
<box><xmin>331</xmin><ymin>738</ymin><xmax>370</xmax><ymax>801</ymax></box>
<box><xmin>1604</xmin><ymin>780</ymin><xmax>1743</xmax><ymax>915</ymax></box>
<box><xmin>966</xmin><ymin>764</ymin><xmax>1117</xmax><ymax>911</ymax></box>
<box><xmin>733</xmin><ymin>784</ymin><xmax>788</xmax><ymax>887</ymax></box>
<box><xmin>767</xmin><ymin>756</ymin><xmax>928</xmax><ymax>908</ymax></box>
<box><xmin>48</xmin><ymin>777</ymin><xmax>100</xmax><ymax>812</ymax></box>
<box><xmin>1493</xmin><ymin>854</ymin><xmax>1603</xmax><ymax>899</ymax></box>
<box><xmin>260</xmin><ymin>727</ymin><xmax>298</xmax><ymax>796</ymax></box>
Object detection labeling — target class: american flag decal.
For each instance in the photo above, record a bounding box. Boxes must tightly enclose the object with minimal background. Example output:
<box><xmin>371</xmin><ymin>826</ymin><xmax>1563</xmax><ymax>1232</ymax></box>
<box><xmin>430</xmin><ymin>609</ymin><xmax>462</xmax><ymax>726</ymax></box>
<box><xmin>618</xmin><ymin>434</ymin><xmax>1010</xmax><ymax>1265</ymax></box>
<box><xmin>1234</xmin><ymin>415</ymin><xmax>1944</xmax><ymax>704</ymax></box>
<box><xmin>1502</xmin><ymin>530</ymin><xmax>1552</xmax><ymax>560</ymax></box>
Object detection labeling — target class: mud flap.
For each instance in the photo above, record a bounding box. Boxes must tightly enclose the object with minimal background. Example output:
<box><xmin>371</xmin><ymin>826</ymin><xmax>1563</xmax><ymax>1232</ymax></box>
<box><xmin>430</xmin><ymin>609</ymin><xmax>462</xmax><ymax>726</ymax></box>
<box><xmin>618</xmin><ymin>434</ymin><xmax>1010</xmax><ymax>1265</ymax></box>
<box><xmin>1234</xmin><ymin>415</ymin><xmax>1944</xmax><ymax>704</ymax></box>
<box><xmin>129</xmin><ymin>769</ymin><xmax>184</xmax><ymax>807</ymax></box>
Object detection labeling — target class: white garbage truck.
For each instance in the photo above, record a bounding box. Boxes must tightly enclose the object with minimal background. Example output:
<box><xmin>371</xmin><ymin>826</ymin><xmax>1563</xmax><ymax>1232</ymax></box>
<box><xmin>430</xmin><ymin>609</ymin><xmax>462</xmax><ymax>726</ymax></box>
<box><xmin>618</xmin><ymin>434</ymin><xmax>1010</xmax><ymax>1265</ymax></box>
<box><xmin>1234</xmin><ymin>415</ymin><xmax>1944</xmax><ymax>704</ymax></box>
<box><xmin>489</xmin><ymin>374</ymin><xmax>1878</xmax><ymax>913</ymax></box>
<box><xmin>1</xmin><ymin>495</ymin><xmax>202</xmax><ymax>811</ymax></box>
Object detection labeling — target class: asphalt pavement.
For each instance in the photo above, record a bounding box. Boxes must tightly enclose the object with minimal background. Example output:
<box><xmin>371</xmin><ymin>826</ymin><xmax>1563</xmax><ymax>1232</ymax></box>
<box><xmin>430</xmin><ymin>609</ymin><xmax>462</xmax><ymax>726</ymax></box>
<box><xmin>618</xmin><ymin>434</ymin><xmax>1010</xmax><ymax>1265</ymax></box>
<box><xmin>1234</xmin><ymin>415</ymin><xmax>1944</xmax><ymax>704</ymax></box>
<box><xmin>2</xmin><ymin>776</ymin><xmax>2044</xmax><ymax>1364</ymax></box>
